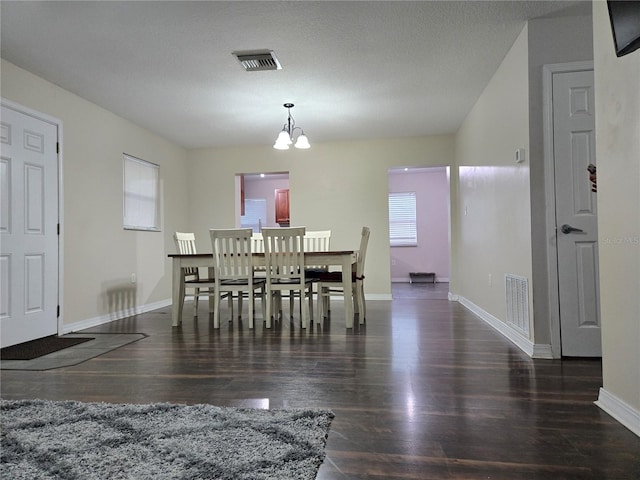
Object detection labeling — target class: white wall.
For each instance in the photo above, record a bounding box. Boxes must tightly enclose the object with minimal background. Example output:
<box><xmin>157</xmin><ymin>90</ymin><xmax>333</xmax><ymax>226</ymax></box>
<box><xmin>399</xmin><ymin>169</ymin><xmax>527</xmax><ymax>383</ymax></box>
<box><xmin>1</xmin><ymin>60</ymin><xmax>189</xmax><ymax>328</ymax></box>
<box><xmin>187</xmin><ymin>137</ymin><xmax>455</xmax><ymax>298</ymax></box>
<box><xmin>389</xmin><ymin>169</ymin><xmax>450</xmax><ymax>282</ymax></box>
<box><xmin>452</xmin><ymin>11</ymin><xmax>595</xmax><ymax>353</ymax></box>
<box><xmin>592</xmin><ymin>0</ymin><xmax>640</xmax><ymax>436</ymax></box>
<box><xmin>452</xmin><ymin>26</ymin><xmax>532</xmax><ymax>329</ymax></box>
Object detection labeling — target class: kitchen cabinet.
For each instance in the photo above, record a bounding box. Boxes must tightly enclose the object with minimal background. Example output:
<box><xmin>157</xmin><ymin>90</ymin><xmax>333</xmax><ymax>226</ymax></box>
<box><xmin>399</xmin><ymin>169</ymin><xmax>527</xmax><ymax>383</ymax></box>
<box><xmin>275</xmin><ymin>188</ymin><xmax>289</xmax><ymax>225</ymax></box>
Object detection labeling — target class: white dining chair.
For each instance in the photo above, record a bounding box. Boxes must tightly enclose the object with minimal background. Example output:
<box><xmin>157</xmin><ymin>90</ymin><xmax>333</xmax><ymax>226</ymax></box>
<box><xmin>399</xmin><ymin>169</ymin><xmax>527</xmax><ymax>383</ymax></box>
<box><xmin>301</xmin><ymin>230</ymin><xmax>332</xmax><ymax>316</ymax></box>
<box><xmin>173</xmin><ymin>232</ymin><xmax>216</xmax><ymax>318</ymax></box>
<box><xmin>316</xmin><ymin>226</ymin><xmax>370</xmax><ymax>323</ymax></box>
<box><xmin>303</xmin><ymin>230</ymin><xmax>331</xmax><ymax>253</ymax></box>
<box><xmin>262</xmin><ymin>227</ymin><xmax>314</xmax><ymax>329</ymax></box>
<box><xmin>209</xmin><ymin>228</ymin><xmax>266</xmax><ymax>329</ymax></box>
<box><xmin>303</xmin><ymin>230</ymin><xmax>332</xmax><ymax>278</ymax></box>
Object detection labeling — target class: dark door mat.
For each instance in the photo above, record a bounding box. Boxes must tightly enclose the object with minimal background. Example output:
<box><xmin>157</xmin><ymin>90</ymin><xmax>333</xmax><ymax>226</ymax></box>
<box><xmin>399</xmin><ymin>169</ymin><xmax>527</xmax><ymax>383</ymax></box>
<box><xmin>1</xmin><ymin>335</ymin><xmax>94</xmax><ymax>360</ymax></box>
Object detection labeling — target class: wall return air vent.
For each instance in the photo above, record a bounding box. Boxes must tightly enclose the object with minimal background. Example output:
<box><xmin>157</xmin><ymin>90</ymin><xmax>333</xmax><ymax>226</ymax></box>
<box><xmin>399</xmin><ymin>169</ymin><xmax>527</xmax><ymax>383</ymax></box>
<box><xmin>232</xmin><ymin>50</ymin><xmax>282</xmax><ymax>71</ymax></box>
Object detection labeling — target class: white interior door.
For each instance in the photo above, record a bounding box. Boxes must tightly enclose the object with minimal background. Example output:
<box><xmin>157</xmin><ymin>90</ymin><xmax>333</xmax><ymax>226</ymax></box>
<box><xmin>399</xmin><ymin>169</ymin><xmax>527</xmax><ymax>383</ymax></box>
<box><xmin>1</xmin><ymin>103</ymin><xmax>59</xmax><ymax>348</ymax></box>
<box><xmin>552</xmin><ymin>70</ymin><xmax>601</xmax><ymax>357</ymax></box>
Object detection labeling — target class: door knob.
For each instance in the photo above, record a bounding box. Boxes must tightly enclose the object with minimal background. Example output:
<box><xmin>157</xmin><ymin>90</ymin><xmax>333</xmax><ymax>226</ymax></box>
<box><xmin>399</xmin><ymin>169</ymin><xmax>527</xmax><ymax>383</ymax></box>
<box><xmin>561</xmin><ymin>224</ymin><xmax>584</xmax><ymax>234</ymax></box>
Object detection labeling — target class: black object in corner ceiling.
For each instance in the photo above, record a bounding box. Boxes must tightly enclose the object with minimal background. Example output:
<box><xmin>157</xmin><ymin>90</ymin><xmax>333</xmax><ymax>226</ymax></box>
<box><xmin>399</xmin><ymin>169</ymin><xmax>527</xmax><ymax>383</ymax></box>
<box><xmin>607</xmin><ymin>0</ymin><xmax>640</xmax><ymax>57</ymax></box>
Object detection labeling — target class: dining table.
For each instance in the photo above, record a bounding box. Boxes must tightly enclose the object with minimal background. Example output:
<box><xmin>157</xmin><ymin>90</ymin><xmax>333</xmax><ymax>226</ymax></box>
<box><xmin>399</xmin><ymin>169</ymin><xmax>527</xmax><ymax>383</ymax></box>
<box><xmin>168</xmin><ymin>250</ymin><xmax>358</xmax><ymax>329</ymax></box>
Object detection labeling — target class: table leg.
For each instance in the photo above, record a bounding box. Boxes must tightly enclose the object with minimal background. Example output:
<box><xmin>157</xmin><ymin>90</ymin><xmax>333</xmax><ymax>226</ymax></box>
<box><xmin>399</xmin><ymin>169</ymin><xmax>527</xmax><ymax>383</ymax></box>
<box><xmin>341</xmin><ymin>255</ymin><xmax>354</xmax><ymax>328</ymax></box>
<box><xmin>172</xmin><ymin>258</ymin><xmax>184</xmax><ymax>327</ymax></box>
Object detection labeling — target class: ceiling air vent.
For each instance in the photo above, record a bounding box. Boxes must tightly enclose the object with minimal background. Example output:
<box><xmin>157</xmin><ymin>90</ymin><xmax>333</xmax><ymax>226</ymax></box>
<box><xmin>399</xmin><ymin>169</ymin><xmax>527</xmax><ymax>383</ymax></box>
<box><xmin>232</xmin><ymin>50</ymin><xmax>282</xmax><ymax>71</ymax></box>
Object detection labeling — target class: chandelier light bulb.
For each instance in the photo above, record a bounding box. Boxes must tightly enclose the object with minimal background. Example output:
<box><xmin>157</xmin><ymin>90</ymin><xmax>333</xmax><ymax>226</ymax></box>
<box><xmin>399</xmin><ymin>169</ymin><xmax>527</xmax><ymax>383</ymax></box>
<box><xmin>294</xmin><ymin>133</ymin><xmax>310</xmax><ymax>149</ymax></box>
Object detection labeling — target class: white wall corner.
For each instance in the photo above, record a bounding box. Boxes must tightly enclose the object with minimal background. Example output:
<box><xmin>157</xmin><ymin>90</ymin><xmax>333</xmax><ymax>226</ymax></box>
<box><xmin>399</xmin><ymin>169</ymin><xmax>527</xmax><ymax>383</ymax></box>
<box><xmin>62</xmin><ymin>299</ymin><xmax>172</xmax><ymax>334</ymax></box>
<box><xmin>455</xmin><ymin>295</ymin><xmax>536</xmax><ymax>357</ymax></box>
<box><xmin>595</xmin><ymin>388</ymin><xmax>640</xmax><ymax>438</ymax></box>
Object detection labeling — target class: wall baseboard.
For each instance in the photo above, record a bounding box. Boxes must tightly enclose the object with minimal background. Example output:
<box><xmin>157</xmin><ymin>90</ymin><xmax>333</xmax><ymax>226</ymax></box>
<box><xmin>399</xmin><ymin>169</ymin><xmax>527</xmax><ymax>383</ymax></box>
<box><xmin>454</xmin><ymin>294</ymin><xmax>552</xmax><ymax>359</ymax></box>
<box><xmin>596</xmin><ymin>388</ymin><xmax>640</xmax><ymax>437</ymax></box>
<box><xmin>62</xmin><ymin>299</ymin><xmax>172</xmax><ymax>334</ymax></box>
<box><xmin>366</xmin><ymin>293</ymin><xmax>393</xmax><ymax>301</ymax></box>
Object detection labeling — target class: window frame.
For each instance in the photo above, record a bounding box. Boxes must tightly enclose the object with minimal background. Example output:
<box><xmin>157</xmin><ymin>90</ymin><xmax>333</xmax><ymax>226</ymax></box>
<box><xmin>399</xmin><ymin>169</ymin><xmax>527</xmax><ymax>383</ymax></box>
<box><xmin>388</xmin><ymin>191</ymin><xmax>417</xmax><ymax>247</ymax></box>
<box><xmin>123</xmin><ymin>154</ymin><xmax>160</xmax><ymax>232</ymax></box>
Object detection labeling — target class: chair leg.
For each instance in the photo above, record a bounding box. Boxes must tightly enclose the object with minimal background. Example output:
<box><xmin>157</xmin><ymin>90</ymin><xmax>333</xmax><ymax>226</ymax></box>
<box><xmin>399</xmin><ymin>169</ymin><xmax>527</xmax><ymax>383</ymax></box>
<box><xmin>193</xmin><ymin>288</ymin><xmax>199</xmax><ymax>317</ymax></box>
<box><xmin>316</xmin><ymin>283</ymin><xmax>324</xmax><ymax>320</ymax></box>
<box><xmin>289</xmin><ymin>291</ymin><xmax>295</xmax><ymax>319</ymax></box>
<box><xmin>265</xmin><ymin>288</ymin><xmax>272</xmax><ymax>328</ymax></box>
<box><xmin>208</xmin><ymin>289</ymin><xmax>215</xmax><ymax>313</ymax></box>
<box><xmin>323</xmin><ymin>287</ymin><xmax>331</xmax><ymax>314</ymax></box>
<box><xmin>251</xmin><ymin>291</ymin><xmax>257</xmax><ymax>325</ymax></box>
<box><xmin>237</xmin><ymin>292</ymin><xmax>243</xmax><ymax>320</ymax></box>
<box><xmin>358</xmin><ymin>282</ymin><xmax>366</xmax><ymax>322</ymax></box>
<box><xmin>247</xmin><ymin>290</ymin><xmax>254</xmax><ymax>329</ymax></box>
<box><xmin>353</xmin><ymin>284</ymin><xmax>359</xmax><ymax>316</ymax></box>
<box><xmin>323</xmin><ymin>287</ymin><xmax>330</xmax><ymax>316</ymax></box>
<box><xmin>301</xmin><ymin>290</ymin><xmax>310</xmax><ymax>329</ymax></box>
<box><xmin>316</xmin><ymin>285</ymin><xmax>321</xmax><ymax>320</ymax></box>
<box><xmin>275</xmin><ymin>292</ymin><xmax>282</xmax><ymax>320</ymax></box>
<box><xmin>213</xmin><ymin>290</ymin><xmax>221</xmax><ymax>329</ymax></box>
<box><xmin>260</xmin><ymin>286</ymin><xmax>266</xmax><ymax>326</ymax></box>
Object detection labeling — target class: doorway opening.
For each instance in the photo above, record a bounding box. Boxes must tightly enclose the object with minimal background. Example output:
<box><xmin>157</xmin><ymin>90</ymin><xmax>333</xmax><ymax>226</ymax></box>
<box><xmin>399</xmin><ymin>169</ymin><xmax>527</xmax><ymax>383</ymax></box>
<box><xmin>387</xmin><ymin>167</ymin><xmax>451</xmax><ymax>300</ymax></box>
<box><xmin>237</xmin><ymin>172</ymin><xmax>290</xmax><ymax>231</ymax></box>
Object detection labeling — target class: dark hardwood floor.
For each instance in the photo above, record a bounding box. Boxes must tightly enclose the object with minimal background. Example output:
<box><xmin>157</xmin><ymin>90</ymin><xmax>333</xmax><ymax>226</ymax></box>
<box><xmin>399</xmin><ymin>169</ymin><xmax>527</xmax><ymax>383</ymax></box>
<box><xmin>2</xmin><ymin>283</ymin><xmax>639</xmax><ymax>479</ymax></box>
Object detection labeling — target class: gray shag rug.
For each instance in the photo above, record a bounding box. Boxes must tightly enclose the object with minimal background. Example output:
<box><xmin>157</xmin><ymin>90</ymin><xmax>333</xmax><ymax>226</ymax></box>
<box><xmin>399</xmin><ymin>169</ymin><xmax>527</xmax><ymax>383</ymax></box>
<box><xmin>1</xmin><ymin>399</ymin><xmax>334</xmax><ymax>480</ymax></box>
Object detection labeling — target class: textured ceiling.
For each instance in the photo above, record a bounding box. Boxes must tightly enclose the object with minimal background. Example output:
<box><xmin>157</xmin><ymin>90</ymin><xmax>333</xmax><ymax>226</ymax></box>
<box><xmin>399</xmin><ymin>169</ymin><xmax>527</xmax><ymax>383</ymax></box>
<box><xmin>1</xmin><ymin>1</ymin><xmax>590</xmax><ymax>149</ymax></box>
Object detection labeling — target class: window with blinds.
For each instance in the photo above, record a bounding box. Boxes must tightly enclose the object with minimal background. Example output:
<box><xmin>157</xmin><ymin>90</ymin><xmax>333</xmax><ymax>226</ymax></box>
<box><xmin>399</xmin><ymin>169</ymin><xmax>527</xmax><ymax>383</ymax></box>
<box><xmin>388</xmin><ymin>191</ymin><xmax>417</xmax><ymax>246</ymax></box>
<box><xmin>241</xmin><ymin>198</ymin><xmax>267</xmax><ymax>232</ymax></box>
<box><xmin>123</xmin><ymin>154</ymin><xmax>160</xmax><ymax>231</ymax></box>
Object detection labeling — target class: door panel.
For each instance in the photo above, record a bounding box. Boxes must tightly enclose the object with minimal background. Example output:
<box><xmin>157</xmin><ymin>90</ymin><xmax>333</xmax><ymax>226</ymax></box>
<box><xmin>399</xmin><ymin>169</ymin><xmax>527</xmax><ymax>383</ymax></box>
<box><xmin>0</xmin><ymin>104</ymin><xmax>59</xmax><ymax>348</ymax></box>
<box><xmin>553</xmin><ymin>70</ymin><xmax>601</xmax><ymax>357</ymax></box>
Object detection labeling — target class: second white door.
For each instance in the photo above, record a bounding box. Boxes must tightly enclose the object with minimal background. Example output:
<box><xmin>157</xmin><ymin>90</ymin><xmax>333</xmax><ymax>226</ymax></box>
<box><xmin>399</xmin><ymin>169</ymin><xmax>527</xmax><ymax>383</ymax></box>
<box><xmin>552</xmin><ymin>70</ymin><xmax>601</xmax><ymax>357</ymax></box>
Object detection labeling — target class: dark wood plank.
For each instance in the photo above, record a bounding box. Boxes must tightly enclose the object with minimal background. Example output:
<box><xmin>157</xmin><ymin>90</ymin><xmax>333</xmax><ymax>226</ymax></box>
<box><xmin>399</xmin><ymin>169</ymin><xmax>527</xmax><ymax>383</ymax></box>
<box><xmin>2</xmin><ymin>284</ymin><xmax>639</xmax><ymax>479</ymax></box>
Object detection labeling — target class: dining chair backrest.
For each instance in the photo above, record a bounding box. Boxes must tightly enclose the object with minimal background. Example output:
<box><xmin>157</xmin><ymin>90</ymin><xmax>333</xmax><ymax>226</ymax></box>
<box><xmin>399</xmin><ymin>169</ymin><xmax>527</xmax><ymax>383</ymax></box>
<box><xmin>303</xmin><ymin>230</ymin><xmax>331</xmax><ymax>252</ymax></box>
<box><xmin>251</xmin><ymin>232</ymin><xmax>264</xmax><ymax>253</ymax></box>
<box><xmin>174</xmin><ymin>232</ymin><xmax>199</xmax><ymax>276</ymax></box>
<box><xmin>262</xmin><ymin>227</ymin><xmax>306</xmax><ymax>280</ymax></box>
<box><xmin>303</xmin><ymin>230</ymin><xmax>332</xmax><ymax>273</ymax></box>
<box><xmin>356</xmin><ymin>226</ymin><xmax>370</xmax><ymax>279</ymax></box>
<box><xmin>209</xmin><ymin>228</ymin><xmax>254</xmax><ymax>281</ymax></box>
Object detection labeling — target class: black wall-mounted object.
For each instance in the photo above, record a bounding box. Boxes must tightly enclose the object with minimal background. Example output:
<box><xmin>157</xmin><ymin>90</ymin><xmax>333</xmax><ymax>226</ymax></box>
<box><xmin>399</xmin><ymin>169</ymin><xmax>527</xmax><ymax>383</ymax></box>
<box><xmin>607</xmin><ymin>0</ymin><xmax>640</xmax><ymax>57</ymax></box>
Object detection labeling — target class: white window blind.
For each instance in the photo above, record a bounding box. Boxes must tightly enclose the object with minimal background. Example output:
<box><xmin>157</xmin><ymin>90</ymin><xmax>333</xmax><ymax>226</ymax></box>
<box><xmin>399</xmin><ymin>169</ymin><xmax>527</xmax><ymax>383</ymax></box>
<box><xmin>241</xmin><ymin>198</ymin><xmax>267</xmax><ymax>232</ymax></box>
<box><xmin>389</xmin><ymin>191</ymin><xmax>417</xmax><ymax>246</ymax></box>
<box><xmin>123</xmin><ymin>154</ymin><xmax>160</xmax><ymax>231</ymax></box>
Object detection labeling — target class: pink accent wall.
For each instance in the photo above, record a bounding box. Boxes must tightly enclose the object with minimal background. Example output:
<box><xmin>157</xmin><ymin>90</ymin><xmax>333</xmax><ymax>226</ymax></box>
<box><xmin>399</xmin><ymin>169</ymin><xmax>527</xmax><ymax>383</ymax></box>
<box><xmin>388</xmin><ymin>169</ymin><xmax>450</xmax><ymax>282</ymax></box>
<box><xmin>243</xmin><ymin>175</ymin><xmax>289</xmax><ymax>228</ymax></box>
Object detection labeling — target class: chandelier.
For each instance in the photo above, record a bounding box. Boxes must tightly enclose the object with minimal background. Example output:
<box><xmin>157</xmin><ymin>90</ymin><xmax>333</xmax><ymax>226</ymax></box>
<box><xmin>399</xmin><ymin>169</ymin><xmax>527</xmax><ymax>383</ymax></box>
<box><xmin>273</xmin><ymin>103</ymin><xmax>310</xmax><ymax>150</ymax></box>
